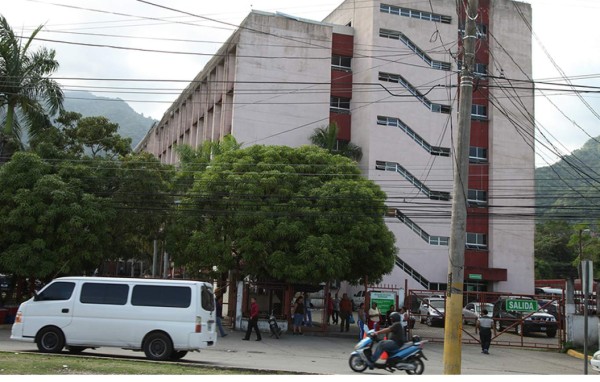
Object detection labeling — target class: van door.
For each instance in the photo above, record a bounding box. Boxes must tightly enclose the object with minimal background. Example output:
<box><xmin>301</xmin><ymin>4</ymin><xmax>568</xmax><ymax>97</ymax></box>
<box><xmin>22</xmin><ymin>281</ymin><xmax>76</xmax><ymax>338</ymax></box>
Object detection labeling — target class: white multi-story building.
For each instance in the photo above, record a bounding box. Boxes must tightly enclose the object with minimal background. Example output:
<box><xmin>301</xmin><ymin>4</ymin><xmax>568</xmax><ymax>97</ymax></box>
<box><xmin>137</xmin><ymin>0</ymin><xmax>535</xmax><ymax>294</ymax></box>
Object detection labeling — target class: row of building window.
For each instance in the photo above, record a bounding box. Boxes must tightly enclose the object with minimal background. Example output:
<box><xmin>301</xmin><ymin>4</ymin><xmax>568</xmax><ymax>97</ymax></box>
<box><xmin>379</xmin><ymin>28</ymin><xmax>451</xmax><ymax>71</ymax></box>
<box><xmin>394</xmin><ymin>210</ymin><xmax>487</xmax><ymax>249</ymax></box>
<box><xmin>380</xmin><ymin>3</ymin><xmax>452</xmax><ymax>24</ymax></box>
<box><xmin>378</xmin><ymin>71</ymin><xmax>451</xmax><ymax>114</ymax></box>
<box><xmin>377</xmin><ymin>116</ymin><xmax>450</xmax><ymax>157</ymax></box>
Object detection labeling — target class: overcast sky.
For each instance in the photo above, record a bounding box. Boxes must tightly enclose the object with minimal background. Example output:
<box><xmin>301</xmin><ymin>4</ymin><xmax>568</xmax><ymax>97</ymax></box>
<box><xmin>2</xmin><ymin>0</ymin><xmax>599</xmax><ymax>167</ymax></box>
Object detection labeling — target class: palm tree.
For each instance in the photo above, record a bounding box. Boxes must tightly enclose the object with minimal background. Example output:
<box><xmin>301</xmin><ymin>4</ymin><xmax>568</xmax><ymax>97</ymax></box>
<box><xmin>0</xmin><ymin>15</ymin><xmax>64</xmax><ymax>162</ymax></box>
<box><xmin>309</xmin><ymin>122</ymin><xmax>363</xmax><ymax>161</ymax></box>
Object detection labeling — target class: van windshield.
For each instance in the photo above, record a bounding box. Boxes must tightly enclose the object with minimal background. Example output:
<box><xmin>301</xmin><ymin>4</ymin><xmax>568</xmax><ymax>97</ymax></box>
<box><xmin>429</xmin><ymin>300</ymin><xmax>445</xmax><ymax>309</ymax></box>
<box><xmin>201</xmin><ymin>285</ymin><xmax>215</xmax><ymax>311</ymax></box>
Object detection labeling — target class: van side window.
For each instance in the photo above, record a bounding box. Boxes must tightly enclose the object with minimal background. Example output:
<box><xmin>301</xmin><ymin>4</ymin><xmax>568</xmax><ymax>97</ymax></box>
<box><xmin>36</xmin><ymin>282</ymin><xmax>75</xmax><ymax>301</ymax></box>
<box><xmin>131</xmin><ymin>285</ymin><xmax>191</xmax><ymax>308</ymax></box>
<box><xmin>201</xmin><ymin>285</ymin><xmax>215</xmax><ymax>311</ymax></box>
<box><xmin>80</xmin><ymin>283</ymin><xmax>129</xmax><ymax>305</ymax></box>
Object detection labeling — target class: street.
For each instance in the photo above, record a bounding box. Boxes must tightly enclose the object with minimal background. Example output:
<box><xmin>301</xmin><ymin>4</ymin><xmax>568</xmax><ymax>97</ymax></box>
<box><xmin>0</xmin><ymin>326</ymin><xmax>588</xmax><ymax>375</ymax></box>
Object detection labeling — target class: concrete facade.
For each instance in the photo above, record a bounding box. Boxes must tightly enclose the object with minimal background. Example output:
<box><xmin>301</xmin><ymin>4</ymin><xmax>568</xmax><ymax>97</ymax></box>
<box><xmin>137</xmin><ymin>0</ymin><xmax>535</xmax><ymax>295</ymax></box>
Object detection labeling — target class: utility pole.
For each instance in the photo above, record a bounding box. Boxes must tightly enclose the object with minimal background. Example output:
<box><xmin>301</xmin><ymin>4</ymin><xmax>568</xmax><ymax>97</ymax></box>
<box><xmin>443</xmin><ymin>0</ymin><xmax>478</xmax><ymax>375</ymax></box>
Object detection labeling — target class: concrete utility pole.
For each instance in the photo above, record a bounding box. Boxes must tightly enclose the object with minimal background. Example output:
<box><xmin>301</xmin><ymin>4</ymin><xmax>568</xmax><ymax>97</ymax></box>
<box><xmin>443</xmin><ymin>0</ymin><xmax>478</xmax><ymax>375</ymax></box>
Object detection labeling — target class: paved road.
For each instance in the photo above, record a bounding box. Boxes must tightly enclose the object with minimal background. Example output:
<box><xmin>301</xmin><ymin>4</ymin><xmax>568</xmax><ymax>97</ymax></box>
<box><xmin>0</xmin><ymin>326</ymin><xmax>588</xmax><ymax>375</ymax></box>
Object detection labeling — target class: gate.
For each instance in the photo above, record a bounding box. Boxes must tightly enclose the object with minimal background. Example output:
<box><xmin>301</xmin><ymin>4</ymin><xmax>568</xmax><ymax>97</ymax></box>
<box><xmin>406</xmin><ymin>289</ymin><xmax>564</xmax><ymax>349</ymax></box>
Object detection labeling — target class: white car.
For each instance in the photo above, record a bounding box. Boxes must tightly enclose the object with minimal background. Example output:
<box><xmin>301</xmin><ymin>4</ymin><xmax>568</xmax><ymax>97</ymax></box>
<box><xmin>591</xmin><ymin>350</ymin><xmax>600</xmax><ymax>373</ymax></box>
<box><xmin>419</xmin><ymin>297</ymin><xmax>445</xmax><ymax>326</ymax></box>
<box><xmin>462</xmin><ymin>302</ymin><xmax>494</xmax><ymax>325</ymax></box>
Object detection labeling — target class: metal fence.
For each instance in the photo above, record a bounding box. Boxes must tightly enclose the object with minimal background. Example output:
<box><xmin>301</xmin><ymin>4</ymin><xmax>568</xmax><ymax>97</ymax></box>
<box><xmin>406</xmin><ymin>289</ymin><xmax>564</xmax><ymax>349</ymax></box>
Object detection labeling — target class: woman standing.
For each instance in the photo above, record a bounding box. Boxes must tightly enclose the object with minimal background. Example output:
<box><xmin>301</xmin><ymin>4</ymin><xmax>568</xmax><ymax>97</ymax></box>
<box><xmin>292</xmin><ymin>295</ymin><xmax>305</xmax><ymax>335</ymax></box>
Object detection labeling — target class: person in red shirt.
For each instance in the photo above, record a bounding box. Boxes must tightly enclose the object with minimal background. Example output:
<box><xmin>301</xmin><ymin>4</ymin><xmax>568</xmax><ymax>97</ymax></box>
<box><xmin>243</xmin><ymin>297</ymin><xmax>262</xmax><ymax>341</ymax></box>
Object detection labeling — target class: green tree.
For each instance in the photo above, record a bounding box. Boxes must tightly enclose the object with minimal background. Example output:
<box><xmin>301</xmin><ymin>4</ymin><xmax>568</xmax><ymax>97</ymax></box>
<box><xmin>535</xmin><ymin>220</ymin><xmax>575</xmax><ymax>279</ymax></box>
<box><xmin>0</xmin><ymin>15</ymin><xmax>63</xmax><ymax>161</ymax></box>
<box><xmin>0</xmin><ymin>152</ymin><xmax>113</xmax><ymax>280</ymax></box>
<box><xmin>105</xmin><ymin>153</ymin><xmax>175</xmax><ymax>261</ymax></box>
<box><xmin>309</xmin><ymin>122</ymin><xmax>363</xmax><ymax>161</ymax></box>
<box><xmin>179</xmin><ymin>144</ymin><xmax>396</xmax><ymax>284</ymax></box>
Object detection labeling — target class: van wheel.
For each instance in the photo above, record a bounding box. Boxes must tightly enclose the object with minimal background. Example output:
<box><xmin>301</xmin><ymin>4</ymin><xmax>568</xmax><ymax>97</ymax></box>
<box><xmin>36</xmin><ymin>327</ymin><xmax>65</xmax><ymax>354</ymax></box>
<box><xmin>143</xmin><ymin>332</ymin><xmax>173</xmax><ymax>361</ymax></box>
<box><xmin>170</xmin><ymin>350</ymin><xmax>188</xmax><ymax>360</ymax></box>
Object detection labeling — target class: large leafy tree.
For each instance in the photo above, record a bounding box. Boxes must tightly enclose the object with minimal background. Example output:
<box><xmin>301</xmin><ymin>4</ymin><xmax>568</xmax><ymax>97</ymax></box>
<box><xmin>29</xmin><ymin>112</ymin><xmax>132</xmax><ymax>160</ymax></box>
<box><xmin>0</xmin><ymin>15</ymin><xmax>63</xmax><ymax>161</ymax></box>
<box><xmin>535</xmin><ymin>220</ymin><xmax>575</xmax><ymax>279</ymax></box>
<box><xmin>535</xmin><ymin>220</ymin><xmax>600</xmax><ymax>279</ymax></box>
<box><xmin>179</xmin><ymin>144</ymin><xmax>396</xmax><ymax>284</ymax></box>
<box><xmin>309</xmin><ymin>122</ymin><xmax>363</xmax><ymax>162</ymax></box>
<box><xmin>0</xmin><ymin>152</ymin><xmax>114</xmax><ymax>280</ymax></box>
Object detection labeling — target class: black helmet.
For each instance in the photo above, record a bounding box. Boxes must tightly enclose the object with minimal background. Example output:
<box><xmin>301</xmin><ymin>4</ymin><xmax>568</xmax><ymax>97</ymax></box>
<box><xmin>389</xmin><ymin>311</ymin><xmax>401</xmax><ymax>323</ymax></box>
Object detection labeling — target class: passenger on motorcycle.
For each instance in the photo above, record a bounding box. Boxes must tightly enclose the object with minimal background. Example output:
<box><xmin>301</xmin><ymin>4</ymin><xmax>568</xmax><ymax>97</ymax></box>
<box><xmin>366</xmin><ymin>311</ymin><xmax>405</xmax><ymax>369</ymax></box>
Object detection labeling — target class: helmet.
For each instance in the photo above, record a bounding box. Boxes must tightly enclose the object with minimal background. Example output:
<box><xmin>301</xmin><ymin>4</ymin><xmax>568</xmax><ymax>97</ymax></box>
<box><xmin>389</xmin><ymin>311</ymin><xmax>401</xmax><ymax>323</ymax></box>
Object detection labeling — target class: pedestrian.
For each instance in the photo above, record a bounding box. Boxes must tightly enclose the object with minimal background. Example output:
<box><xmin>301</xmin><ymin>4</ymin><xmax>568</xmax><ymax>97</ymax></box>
<box><xmin>304</xmin><ymin>293</ymin><xmax>313</xmax><ymax>327</ymax></box>
<box><xmin>333</xmin><ymin>293</ymin><xmax>340</xmax><ymax>324</ymax></box>
<box><xmin>357</xmin><ymin>302</ymin><xmax>368</xmax><ymax>339</ymax></box>
<box><xmin>476</xmin><ymin>308</ymin><xmax>493</xmax><ymax>354</ymax></box>
<box><xmin>368</xmin><ymin>301</ymin><xmax>382</xmax><ymax>330</ymax></box>
<box><xmin>327</xmin><ymin>293</ymin><xmax>334</xmax><ymax>324</ymax></box>
<box><xmin>339</xmin><ymin>293</ymin><xmax>353</xmax><ymax>332</ymax></box>
<box><xmin>292</xmin><ymin>295</ymin><xmax>305</xmax><ymax>335</ymax></box>
<box><xmin>243</xmin><ymin>297</ymin><xmax>262</xmax><ymax>341</ymax></box>
<box><xmin>216</xmin><ymin>295</ymin><xmax>228</xmax><ymax>337</ymax></box>
<box><xmin>399</xmin><ymin>306</ymin><xmax>409</xmax><ymax>338</ymax></box>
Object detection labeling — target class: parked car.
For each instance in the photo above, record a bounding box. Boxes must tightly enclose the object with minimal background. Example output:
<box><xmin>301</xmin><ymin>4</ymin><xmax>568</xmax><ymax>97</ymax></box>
<box><xmin>591</xmin><ymin>350</ymin><xmax>600</xmax><ymax>373</ymax></box>
<box><xmin>492</xmin><ymin>297</ymin><xmax>557</xmax><ymax>338</ymax></box>
<box><xmin>462</xmin><ymin>302</ymin><xmax>494</xmax><ymax>325</ymax></box>
<box><xmin>419</xmin><ymin>297</ymin><xmax>445</xmax><ymax>326</ymax></box>
<box><xmin>536</xmin><ymin>299</ymin><xmax>560</xmax><ymax>320</ymax></box>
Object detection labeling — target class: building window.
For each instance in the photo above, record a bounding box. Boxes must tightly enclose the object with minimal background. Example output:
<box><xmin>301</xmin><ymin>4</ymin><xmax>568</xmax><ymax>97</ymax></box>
<box><xmin>331</xmin><ymin>55</ymin><xmax>352</xmax><ymax>70</ymax></box>
<box><xmin>466</xmin><ymin>233</ymin><xmax>487</xmax><ymax>249</ymax></box>
<box><xmin>431</xmin><ymin>104</ymin><xmax>452</xmax><ymax>114</ymax></box>
<box><xmin>469</xmin><ymin>147</ymin><xmax>487</xmax><ymax>163</ymax></box>
<box><xmin>330</xmin><ymin>96</ymin><xmax>351</xmax><ymax>113</ymax></box>
<box><xmin>471</xmin><ymin>104</ymin><xmax>488</xmax><ymax>119</ymax></box>
<box><xmin>459</xmin><ymin>23</ymin><xmax>488</xmax><ymax>38</ymax></box>
<box><xmin>380</xmin><ymin>4</ymin><xmax>451</xmax><ymax>24</ymax></box>
<box><xmin>467</xmin><ymin>189</ymin><xmax>487</xmax><ymax>207</ymax></box>
<box><xmin>457</xmin><ymin>62</ymin><xmax>488</xmax><ymax>76</ymax></box>
<box><xmin>430</xmin><ymin>236</ymin><xmax>449</xmax><ymax>246</ymax></box>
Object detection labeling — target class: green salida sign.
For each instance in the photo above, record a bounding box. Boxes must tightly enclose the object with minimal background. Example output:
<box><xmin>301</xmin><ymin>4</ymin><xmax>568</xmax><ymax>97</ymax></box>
<box><xmin>506</xmin><ymin>299</ymin><xmax>538</xmax><ymax>312</ymax></box>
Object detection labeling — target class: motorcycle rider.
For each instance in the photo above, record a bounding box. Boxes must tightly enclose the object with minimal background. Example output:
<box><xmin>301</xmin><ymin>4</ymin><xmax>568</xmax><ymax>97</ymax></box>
<box><xmin>365</xmin><ymin>311</ymin><xmax>406</xmax><ymax>369</ymax></box>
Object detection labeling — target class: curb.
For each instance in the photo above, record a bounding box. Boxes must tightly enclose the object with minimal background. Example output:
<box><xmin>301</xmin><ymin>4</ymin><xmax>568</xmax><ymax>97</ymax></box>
<box><xmin>567</xmin><ymin>349</ymin><xmax>592</xmax><ymax>361</ymax></box>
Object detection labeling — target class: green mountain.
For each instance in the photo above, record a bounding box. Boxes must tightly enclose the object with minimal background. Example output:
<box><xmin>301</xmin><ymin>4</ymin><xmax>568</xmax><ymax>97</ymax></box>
<box><xmin>535</xmin><ymin>138</ymin><xmax>600</xmax><ymax>222</ymax></box>
<box><xmin>63</xmin><ymin>91</ymin><xmax>156</xmax><ymax>148</ymax></box>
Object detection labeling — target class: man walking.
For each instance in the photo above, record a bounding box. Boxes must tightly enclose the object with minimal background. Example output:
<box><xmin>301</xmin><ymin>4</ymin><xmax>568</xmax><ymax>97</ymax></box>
<box><xmin>476</xmin><ymin>308</ymin><xmax>493</xmax><ymax>354</ymax></box>
<box><xmin>243</xmin><ymin>297</ymin><xmax>262</xmax><ymax>341</ymax></box>
<box><xmin>339</xmin><ymin>293</ymin><xmax>353</xmax><ymax>332</ymax></box>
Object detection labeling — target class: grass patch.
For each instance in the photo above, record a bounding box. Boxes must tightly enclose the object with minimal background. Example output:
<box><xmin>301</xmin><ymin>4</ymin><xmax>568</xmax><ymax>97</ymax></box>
<box><xmin>0</xmin><ymin>351</ymin><xmax>283</xmax><ymax>375</ymax></box>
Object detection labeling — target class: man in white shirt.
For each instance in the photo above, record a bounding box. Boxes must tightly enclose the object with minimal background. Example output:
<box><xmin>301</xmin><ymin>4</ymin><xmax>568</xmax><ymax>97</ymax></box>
<box><xmin>476</xmin><ymin>308</ymin><xmax>494</xmax><ymax>354</ymax></box>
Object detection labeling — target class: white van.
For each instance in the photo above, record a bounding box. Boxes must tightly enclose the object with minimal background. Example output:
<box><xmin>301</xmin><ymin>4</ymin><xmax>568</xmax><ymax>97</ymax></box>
<box><xmin>10</xmin><ymin>276</ymin><xmax>217</xmax><ymax>360</ymax></box>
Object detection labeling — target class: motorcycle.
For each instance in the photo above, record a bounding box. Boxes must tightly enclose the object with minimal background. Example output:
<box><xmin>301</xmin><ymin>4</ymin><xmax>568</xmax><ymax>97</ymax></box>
<box><xmin>268</xmin><ymin>311</ymin><xmax>283</xmax><ymax>339</ymax></box>
<box><xmin>349</xmin><ymin>330</ymin><xmax>428</xmax><ymax>374</ymax></box>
